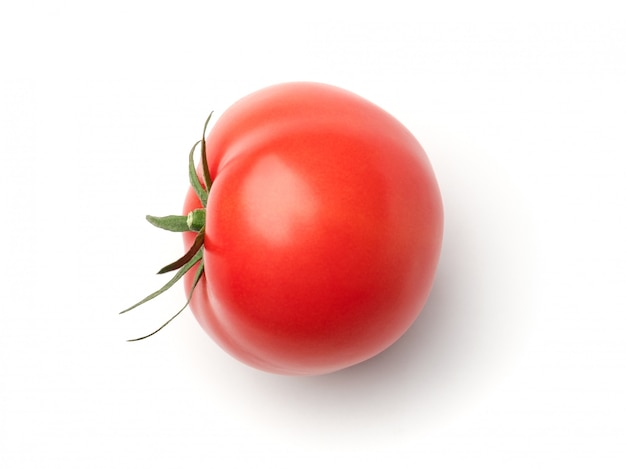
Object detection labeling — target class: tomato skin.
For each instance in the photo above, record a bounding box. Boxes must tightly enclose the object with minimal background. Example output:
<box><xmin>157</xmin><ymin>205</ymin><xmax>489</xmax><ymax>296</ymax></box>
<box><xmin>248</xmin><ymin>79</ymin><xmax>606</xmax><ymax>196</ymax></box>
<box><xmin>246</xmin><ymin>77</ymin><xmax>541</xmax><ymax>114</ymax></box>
<box><xmin>183</xmin><ymin>82</ymin><xmax>443</xmax><ymax>375</ymax></box>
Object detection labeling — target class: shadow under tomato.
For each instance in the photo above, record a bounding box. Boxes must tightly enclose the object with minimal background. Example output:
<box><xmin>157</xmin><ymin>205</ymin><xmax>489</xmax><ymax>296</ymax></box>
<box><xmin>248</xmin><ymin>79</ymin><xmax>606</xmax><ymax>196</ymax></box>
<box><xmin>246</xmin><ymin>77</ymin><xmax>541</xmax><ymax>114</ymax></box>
<box><xmin>243</xmin><ymin>166</ymin><xmax>535</xmax><ymax>441</ymax></box>
<box><xmin>180</xmin><ymin>145</ymin><xmax>535</xmax><ymax>443</ymax></box>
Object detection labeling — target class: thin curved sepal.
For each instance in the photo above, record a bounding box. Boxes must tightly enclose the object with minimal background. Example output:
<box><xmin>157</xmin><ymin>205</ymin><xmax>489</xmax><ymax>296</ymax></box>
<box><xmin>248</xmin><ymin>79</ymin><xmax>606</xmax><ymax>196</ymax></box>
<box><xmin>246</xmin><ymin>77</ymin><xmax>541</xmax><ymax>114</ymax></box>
<box><xmin>188</xmin><ymin>112</ymin><xmax>215</xmax><ymax>206</ymax></box>
<box><xmin>200</xmin><ymin>112</ymin><xmax>214</xmax><ymax>194</ymax></box>
<box><xmin>188</xmin><ymin>139</ymin><xmax>207</xmax><ymax>205</ymax></box>
<box><xmin>146</xmin><ymin>214</ymin><xmax>190</xmax><ymax>232</ymax></box>
<box><xmin>156</xmin><ymin>227</ymin><xmax>205</xmax><ymax>275</ymax></box>
<box><xmin>127</xmin><ymin>260</ymin><xmax>205</xmax><ymax>342</ymax></box>
<box><xmin>119</xmin><ymin>249</ymin><xmax>203</xmax><ymax>315</ymax></box>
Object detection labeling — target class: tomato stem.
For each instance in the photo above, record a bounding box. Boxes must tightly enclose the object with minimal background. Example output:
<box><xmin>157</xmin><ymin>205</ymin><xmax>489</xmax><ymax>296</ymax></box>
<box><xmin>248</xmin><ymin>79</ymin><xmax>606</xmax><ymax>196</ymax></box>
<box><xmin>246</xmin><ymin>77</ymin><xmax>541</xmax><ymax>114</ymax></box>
<box><xmin>186</xmin><ymin>208</ymin><xmax>206</xmax><ymax>232</ymax></box>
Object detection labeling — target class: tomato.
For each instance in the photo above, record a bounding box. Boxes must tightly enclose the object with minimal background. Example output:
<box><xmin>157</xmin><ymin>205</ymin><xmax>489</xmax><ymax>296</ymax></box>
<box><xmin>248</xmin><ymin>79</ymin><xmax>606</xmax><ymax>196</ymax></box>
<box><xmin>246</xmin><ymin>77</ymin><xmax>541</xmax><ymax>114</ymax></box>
<box><xmin>179</xmin><ymin>82</ymin><xmax>443</xmax><ymax>375</ymax></box>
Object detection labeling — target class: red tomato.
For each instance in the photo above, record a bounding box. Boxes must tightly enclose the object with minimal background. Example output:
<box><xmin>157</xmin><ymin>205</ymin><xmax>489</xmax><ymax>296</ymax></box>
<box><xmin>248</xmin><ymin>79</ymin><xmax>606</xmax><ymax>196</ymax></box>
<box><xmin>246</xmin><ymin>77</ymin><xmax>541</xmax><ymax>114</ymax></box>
<box><xmin>182</xmin><ymin>82</ymin><xmax>443</xmax><ymax>375</ymax></box>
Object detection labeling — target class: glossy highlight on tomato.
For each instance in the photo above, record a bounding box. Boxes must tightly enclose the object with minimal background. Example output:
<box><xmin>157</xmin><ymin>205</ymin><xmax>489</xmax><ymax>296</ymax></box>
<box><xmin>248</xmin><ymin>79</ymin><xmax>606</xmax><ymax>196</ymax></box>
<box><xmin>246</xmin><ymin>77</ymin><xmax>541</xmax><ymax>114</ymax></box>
<box><xmin>179</xmin><ymin>82</ymin><xmax>443</xmax><ymax>375</ymax></box>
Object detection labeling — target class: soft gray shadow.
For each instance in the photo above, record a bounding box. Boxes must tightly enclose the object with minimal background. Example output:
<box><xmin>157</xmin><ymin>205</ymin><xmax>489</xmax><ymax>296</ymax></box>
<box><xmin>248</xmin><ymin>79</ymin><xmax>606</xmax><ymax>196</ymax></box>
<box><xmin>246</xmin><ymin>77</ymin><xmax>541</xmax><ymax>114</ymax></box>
<box><xmin>182</xmin><ymin>151</ymin><xmax>535</xmax><ymax>441</ymax></box>
<box><xmin>244</xmin><ymin>177</ymin><xmax>534</xmax><ymax>439</ymax></box>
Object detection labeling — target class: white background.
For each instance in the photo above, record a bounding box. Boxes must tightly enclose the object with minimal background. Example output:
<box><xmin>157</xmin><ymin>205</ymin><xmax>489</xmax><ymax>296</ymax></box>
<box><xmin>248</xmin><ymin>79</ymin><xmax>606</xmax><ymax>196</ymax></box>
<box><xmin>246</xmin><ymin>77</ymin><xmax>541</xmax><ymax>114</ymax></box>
<box><xmin>1</xmin><ymin>1</ymin><xmax>625</xmax><ymax>467</ymax></box>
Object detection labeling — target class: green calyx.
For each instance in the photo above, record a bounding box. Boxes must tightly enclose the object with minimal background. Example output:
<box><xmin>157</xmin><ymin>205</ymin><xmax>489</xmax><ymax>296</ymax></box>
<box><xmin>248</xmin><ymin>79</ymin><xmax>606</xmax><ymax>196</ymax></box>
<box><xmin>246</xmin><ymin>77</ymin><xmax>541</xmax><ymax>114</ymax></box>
<box><xmin>120</xmin><ymin>113</ymin><xmax>214</xmax><ymax>342</ymax></box>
